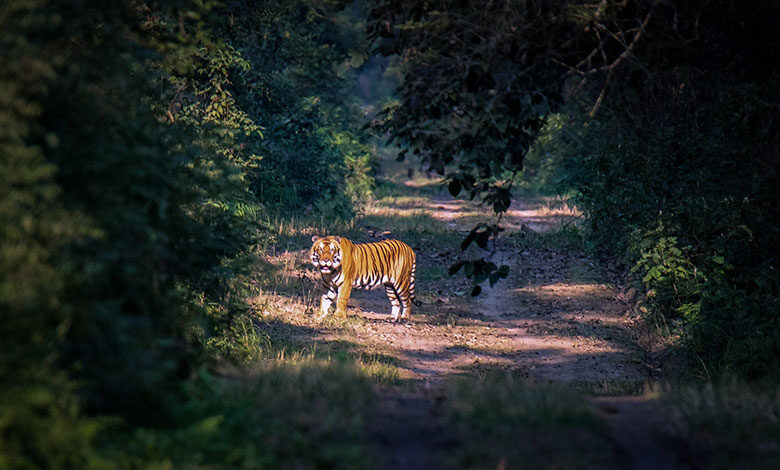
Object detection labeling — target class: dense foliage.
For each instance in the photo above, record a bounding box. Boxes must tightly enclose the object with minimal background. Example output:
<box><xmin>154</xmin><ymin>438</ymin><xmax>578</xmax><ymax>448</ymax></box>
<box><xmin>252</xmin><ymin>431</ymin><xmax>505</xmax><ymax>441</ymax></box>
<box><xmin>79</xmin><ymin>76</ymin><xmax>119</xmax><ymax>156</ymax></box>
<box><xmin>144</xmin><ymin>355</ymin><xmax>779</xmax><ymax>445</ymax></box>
<box><xmin>545</xmin><ymin>2</ymin><xmax>780</xmax><ymax>379</ymax></box>
<box><xmin>1</xmin><ymin>0</ymin><xmax>375</xmax><ymax>466</ymax></box>
<box><xmin>366</xmin><ymin>0</ymin><xmax>779</xmax><ymax>379</ymax></box>
<box><xmin>216</xmin><ymin>0</ymin><xmax>377</xmax><ymax>216</ymax></box>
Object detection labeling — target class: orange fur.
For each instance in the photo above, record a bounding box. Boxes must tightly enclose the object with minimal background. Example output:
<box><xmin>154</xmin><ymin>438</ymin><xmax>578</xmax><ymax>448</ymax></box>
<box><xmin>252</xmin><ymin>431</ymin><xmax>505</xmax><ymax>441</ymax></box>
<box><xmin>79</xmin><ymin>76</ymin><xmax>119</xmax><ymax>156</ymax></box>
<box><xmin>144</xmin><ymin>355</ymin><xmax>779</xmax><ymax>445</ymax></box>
<box><xmin>310</xmin><ymin>236</ymin><xmax>419</xmax><ymax>322</ymax></box>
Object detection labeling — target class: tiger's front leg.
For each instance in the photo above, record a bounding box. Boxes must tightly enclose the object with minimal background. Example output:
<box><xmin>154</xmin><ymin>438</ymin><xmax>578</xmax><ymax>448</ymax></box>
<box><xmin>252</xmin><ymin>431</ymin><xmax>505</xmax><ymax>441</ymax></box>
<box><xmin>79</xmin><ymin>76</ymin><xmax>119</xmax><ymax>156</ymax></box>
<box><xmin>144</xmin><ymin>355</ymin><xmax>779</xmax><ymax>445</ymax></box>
<box><xmin>334</xmin><ymin>283</ymin><xmax>353</xmax><ymax>318</ymax></box>
<box><xmin>317</xmin><ymin>288</ymin><xmax>337</xmax><ymax>322</ymax></box>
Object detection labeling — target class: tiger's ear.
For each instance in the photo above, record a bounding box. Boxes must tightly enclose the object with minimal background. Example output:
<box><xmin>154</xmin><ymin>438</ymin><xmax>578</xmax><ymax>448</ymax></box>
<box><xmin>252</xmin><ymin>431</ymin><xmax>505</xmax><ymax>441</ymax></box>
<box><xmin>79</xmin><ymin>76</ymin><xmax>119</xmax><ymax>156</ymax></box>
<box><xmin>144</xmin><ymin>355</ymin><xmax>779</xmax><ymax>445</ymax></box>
<box><xmin>311</xmin><ymin>235</ymin><xmax>320</xmax><ymax>243</ymax></box>
<box><xmin>334</xmin><ymin>236</ymin><xmax>341</xmax><ymax>242</ymax></box>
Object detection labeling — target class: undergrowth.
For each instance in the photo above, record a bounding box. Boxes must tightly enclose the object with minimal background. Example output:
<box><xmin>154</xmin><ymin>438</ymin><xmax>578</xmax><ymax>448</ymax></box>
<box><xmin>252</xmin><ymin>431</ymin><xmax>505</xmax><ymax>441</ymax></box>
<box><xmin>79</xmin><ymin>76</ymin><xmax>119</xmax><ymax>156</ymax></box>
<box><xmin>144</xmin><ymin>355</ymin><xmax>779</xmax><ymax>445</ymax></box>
<box><xmin>444</xmin><ymin>371</ymin><xmax>624</xmax><ymax>469</ymax></box>
<box><xmin>98</xmin><ymin>362</ymin><xmax>375</xmax><ymax>469</ymax></box>
<box><xmin>661</xmin><ymin>380</ymin><xmax>780</xmax><ymax>469</ymax></box>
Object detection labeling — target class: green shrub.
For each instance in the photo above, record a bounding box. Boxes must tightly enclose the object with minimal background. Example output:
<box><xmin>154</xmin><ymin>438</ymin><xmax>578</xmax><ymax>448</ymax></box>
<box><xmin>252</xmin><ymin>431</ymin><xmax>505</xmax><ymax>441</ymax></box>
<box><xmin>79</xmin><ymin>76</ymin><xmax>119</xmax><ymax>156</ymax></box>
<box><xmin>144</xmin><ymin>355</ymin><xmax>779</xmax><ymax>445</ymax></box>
<box><xmin>529</xmin><ymin>64</ymin><xmax>780</xmax><ymax>380</ymax></box>
<box><xmin>0</xmin><ymin>374</ymin><xmax>111</xmax><ymax>470</ymax></box>
<box><xmin>632</xmin><ymin>234</ymin><xmax>701</xmax><ymax>326</ymax></box>
<box><xmin>223</xmin><ymin>1</ymin><xmax>377</xmax><ymax>219</ymax></box>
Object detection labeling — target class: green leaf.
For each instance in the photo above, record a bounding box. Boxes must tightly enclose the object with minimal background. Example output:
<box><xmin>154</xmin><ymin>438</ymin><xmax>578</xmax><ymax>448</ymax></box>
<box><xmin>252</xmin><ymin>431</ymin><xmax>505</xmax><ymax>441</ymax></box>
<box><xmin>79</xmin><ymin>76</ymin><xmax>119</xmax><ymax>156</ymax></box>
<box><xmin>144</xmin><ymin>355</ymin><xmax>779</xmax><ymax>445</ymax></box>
<box><xmin>497</xmin><ymin>265</ymin><xmax>510</xmax><ymax>277</ymax></box>
<box><xmin>464</xmin><ymin>262</ymin><xmax>475</xmax><ymax>277</ymax></box>
<box><xmin>476</xmin><ymin>232</ymin><xmax>489</xmax><ymax>249</ymax></box>
<box><xmin>448</xmin><ymin>261</ymin><xmax>466</xmax><ymax>275</ymax></box>
<box><xmin>449</xmin><ymin>179</ymin><xmax>461</xmax><ymax>197</ymax></box>
<box><xmin>460</xmin><ymin>230</ymin><xmax>477</xmax><ymax>250</ymax></box>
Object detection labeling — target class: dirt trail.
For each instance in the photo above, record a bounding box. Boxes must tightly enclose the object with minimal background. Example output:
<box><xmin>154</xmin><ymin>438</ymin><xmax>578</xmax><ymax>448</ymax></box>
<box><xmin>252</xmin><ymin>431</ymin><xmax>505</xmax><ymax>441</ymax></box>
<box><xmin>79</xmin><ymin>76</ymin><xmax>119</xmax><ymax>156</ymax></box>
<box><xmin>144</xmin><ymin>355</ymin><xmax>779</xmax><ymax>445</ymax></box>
<box><xmin>338</xmin><ymin>190</ymin><xmax>674</xmax><ymax>469</ymax></box>
<box><xmin>350</xmin><ymin>194</ymin><xmax>646</xmax><ymax>387</ymax></box>
<box><xmin>345</xmin><ymin>189</ymin><xmax>681</xmax><ymax>469</ymax></box>
<box><xmin>262</xmin><ymin>184</ymin><xmax>686</xmax><ymax>468</ymax></box>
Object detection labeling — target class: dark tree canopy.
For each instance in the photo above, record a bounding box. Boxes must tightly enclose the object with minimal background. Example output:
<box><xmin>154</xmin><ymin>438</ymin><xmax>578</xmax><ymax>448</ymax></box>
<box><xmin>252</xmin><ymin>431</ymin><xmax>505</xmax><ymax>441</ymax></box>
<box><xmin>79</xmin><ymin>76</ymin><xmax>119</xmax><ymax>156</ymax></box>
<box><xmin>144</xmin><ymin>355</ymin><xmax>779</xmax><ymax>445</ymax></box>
<box><xmin>366</xmin><ymin>0</ymin><xmax>780</xmax><ymax>377</ymax></box>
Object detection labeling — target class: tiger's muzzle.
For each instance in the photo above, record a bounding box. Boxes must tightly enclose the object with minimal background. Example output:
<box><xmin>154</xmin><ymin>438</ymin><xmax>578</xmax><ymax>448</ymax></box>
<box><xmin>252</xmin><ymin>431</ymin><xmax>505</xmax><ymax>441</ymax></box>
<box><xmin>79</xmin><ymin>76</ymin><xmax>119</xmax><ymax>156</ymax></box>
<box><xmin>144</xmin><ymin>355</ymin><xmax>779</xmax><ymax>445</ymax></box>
<box><xmin>311</xmin><ymin>252</ymin><xmax>341</xmax><ymax>274</ymax></box>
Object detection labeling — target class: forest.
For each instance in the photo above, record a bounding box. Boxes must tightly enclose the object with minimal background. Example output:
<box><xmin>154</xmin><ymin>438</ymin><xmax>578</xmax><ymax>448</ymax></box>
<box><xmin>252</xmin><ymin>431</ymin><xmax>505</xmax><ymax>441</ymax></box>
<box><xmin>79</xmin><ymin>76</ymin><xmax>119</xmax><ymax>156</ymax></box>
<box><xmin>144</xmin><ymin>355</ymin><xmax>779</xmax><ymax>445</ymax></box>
<box><xmin>1</xmin><ymin>0</ymin><xmax>778</xmax><ymax>468</ymax></box>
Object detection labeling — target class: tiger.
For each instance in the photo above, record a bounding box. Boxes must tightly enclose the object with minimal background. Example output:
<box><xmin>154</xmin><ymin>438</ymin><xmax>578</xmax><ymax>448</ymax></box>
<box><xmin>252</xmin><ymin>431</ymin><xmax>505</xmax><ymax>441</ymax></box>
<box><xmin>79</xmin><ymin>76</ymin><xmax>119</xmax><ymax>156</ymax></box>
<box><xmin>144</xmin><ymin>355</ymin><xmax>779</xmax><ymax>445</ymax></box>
<box><xmin>309</xmin><ymin>235</ymin><xmax>420</xmax><ymax>322</ymax></box>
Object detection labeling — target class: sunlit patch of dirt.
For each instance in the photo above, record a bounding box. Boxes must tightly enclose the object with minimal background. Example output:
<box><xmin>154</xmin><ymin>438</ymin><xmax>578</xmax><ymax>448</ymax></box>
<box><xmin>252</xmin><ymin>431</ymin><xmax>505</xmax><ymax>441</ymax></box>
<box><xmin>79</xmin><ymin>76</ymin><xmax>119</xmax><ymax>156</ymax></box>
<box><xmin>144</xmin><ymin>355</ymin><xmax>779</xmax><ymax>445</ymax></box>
<box><xmin>256</xmin><ymin>184</ymin><xmax>645</xmax><ymax>387</ymax></box>
<box><xmin>366</xmin><ymin>206</ymin><xmax>444</xmax><ymax>219</ymax></box>
<box><xmin>369</xmin><ymin>187</ymin><xmax>580</xmax><ymax>234</ymax></box>
<box><xmin>505</xmin><ymin>198</ymin><xmax>581</xmax><ymax>232</ymax></box>
<box><xmin>513</xmin><ymin>283</ymin><xmax>629</xmax><ymax>325</ymax></box>
<box><xmin>421</xmin><ymin>196</ymin><xmax>581</xmax><ymax>234</ymax></box>
<box><xmin>402</xmin><ymin>178</ymin><xmax>446</xmax><ymax>188</ymax></box>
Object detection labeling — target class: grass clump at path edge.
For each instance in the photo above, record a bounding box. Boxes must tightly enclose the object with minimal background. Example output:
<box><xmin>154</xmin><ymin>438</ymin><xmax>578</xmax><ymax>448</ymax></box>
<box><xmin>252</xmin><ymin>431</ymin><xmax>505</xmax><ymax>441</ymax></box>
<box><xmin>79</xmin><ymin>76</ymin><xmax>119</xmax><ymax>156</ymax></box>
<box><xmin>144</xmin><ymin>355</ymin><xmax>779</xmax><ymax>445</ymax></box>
<box><xmin>444</xmin><ymin>370</ymin><xmax>625</xmax><ymax>469</ymax></box>
<box><xmin>661</xmin><ymin>380</ymin><xmax>780</xmax><ymax>469</ymax></box>
<box><xmin>96</xmin><ymin>361</ymin><xmax>375</xmax><ymax>469</ymax></box>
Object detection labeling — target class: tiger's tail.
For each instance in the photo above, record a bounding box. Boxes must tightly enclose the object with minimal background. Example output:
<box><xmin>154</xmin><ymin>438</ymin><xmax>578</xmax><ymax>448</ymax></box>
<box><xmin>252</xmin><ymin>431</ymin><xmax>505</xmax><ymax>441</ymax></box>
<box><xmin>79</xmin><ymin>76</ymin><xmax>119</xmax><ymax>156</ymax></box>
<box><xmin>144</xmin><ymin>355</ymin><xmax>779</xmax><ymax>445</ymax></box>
<box><xmin>410</xmin><ymin>259</ymin><xmax>421</xmax><ymax>306</ymax></box>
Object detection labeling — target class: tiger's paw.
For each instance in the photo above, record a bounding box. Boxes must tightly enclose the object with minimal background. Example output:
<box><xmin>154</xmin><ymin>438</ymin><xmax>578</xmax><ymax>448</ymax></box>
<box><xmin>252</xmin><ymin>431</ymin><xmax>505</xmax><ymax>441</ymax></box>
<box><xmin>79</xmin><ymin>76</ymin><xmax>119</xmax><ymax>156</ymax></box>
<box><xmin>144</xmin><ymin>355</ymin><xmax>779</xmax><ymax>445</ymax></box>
<box><xmin>389</xmin><ymin>316</ymin><xmax>412</xmax><ymax>324</ymax></box>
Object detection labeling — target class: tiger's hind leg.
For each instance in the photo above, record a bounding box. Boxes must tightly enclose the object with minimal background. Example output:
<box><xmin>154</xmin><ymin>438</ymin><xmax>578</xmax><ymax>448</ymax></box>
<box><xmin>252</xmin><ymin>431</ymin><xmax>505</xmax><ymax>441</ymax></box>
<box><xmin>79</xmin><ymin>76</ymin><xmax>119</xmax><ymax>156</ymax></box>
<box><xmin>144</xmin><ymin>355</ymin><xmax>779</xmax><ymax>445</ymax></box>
<box><xmin>384</xmin><ymin>284</ymin><xmax>401</xmax><ymax>322</ymax></box>
<box><xmin>399</xmin><ymin>295</ymin><xmax>412</xmax><ymax>322</ymax></box>
<box><xmin>396</xmin><ymin>281</ymin><xmax>413</xmax><ymax>323</ymax></box>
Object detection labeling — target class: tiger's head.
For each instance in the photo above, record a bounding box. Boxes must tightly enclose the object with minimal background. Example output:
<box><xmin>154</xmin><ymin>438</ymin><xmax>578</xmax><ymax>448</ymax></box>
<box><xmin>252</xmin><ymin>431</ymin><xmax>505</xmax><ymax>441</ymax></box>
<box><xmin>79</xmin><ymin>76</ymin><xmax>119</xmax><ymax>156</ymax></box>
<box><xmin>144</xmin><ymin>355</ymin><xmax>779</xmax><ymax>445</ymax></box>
<box><xmin>310</xmin><ymin>235</ymin><xmax>343</xmax><ymax>275</ymax></box>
